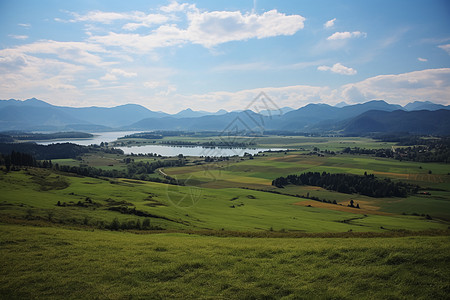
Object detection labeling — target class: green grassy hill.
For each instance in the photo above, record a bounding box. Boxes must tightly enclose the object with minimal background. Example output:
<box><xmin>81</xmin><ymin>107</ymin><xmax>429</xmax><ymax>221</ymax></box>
<box><xmin>0</xmin><ymin>167</ymin><xmax>447</xmax><ymax>233</ymax></box>
<box><xmin>1</xmin><ymin>224</ymin><xmax>449</xmax><ymax>299</ymax></box>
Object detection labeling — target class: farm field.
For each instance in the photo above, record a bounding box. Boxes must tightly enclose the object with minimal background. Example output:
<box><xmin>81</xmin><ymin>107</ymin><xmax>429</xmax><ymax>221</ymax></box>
<box><xmin>164</xmin><ymin>151</ymin><xmax>450</xmax><ymax>220</ymax></box>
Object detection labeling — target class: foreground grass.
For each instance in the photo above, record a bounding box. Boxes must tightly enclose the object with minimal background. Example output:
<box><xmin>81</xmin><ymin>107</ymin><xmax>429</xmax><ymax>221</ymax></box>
<box><xmin>1</xmin><ymin>223</ymin><xmax>449</xmax><ymax>299</ymax></box>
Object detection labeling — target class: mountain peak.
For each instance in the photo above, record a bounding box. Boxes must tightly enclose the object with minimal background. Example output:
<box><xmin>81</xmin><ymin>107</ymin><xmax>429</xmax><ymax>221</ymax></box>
<box><xmin>334</xmin><ymin>101</ymin><xmax>348</xmax><ymax>108</ymax></box>
<box><xmin>23</xmin><ymin>98</ymin><xmax>54</xmax><ymax>107</ymax></box>
<box><xmin>404</xmin><ymin>101</ymin><xmax>448</xmax><ymax>111</ymax></box>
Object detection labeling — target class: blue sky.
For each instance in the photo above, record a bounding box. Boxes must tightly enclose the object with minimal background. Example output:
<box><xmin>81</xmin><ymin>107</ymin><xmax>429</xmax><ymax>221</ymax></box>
<box><xmin>1</xmin><ymin>0</ymin><xmax>449</xmax><ymax>113</ymax></box>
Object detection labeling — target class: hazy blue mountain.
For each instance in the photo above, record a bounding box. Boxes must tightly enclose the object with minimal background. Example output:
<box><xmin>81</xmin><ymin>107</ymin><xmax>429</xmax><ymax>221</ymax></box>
<box><xmin>340</xmin><ymin>109</ymin><xmax>450</xmax><ymax>135</ymax></box>
<box><xmin>271</xmin><ymin>100</ymin><xmax>403</xmax><ymax>131</ymax></box>
<box><xmin>173</xmin><ymin>108</ymin><xmax>228</xmax><ymax>118</ymax></box>
<box><xmin>0</xmin><ymin>97</ymin><xmax>53</xmax><ymax>109</ymax></box>
<box><xmin>0</xmin><ymin>105</ymin><xmax>90</xmax><ymax>131</ymax></box>
<box><xmin>216</xmin><ymin>109</ymin><xmax>228</xmax><ymax>114</ymax></box>
<box><xmin>340</xmin><ymin>100</ymin><xmax>402</xmax><ymax>113</ymax></box>
<box><xmin>58</xmin><ymin>104</ymin><xmax>169</xmax><ymax>127</ymax></box>
<box><xmin>268</xmin><ymin>103</ymin><xmax>338</xmax><ymax>130</ymax></box>
<box><xmin>0</xmin><ymin>98</ymin><xmax>169</xmax><ymax>128</ymax></box>
<box><xmin>123</xmin><ymin>100</ymin><xmax>445</xmax><ymax>134</ymax></box>
<box><xmin>2</xmin><ymin>98</ymin><xmax>449</xmax><ymax>134</ymax></box>
<box><xmin>128</xmin><ymin>110</ymin><xmax>268</xmax><ymax>132</ymax></box>
<box><xmin>404</xmin><ymin>101</ymin><xmax>450</xmax><ymax>111</ymax></box>
<box><xmin>334</xmin><ymin>101</ymin><xmax>349</xmax><ymax>108</ymax></box>
<box><xmin>258</xmin><ymin>106</ymin><xmax>294</xmax><ymax>116</ymax></box>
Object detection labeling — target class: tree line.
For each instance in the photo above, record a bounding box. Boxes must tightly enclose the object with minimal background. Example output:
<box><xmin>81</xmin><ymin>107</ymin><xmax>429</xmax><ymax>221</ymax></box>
<box><xmin>0</xmin><ymin>151</ymin><xmax>53</xmax><ymax>171</ymax></box>
<box><xmin>272</xmin><ymin>171</ymin><xmax>419</xmax><ymax>198</ymax></box>
<box><xmin>0</xmin><ymin>150</ymin><xmax>183</xmax><ymax>185</ymax></box>
<box><xmin>342</xmin><ymin>144</ymin><xmax>450</xmax><ymax>163</ymax></box>
<box><xmin>0</xmin><ymin>142</ymin><xmax>123</xmax><ymax>160</ymax></box>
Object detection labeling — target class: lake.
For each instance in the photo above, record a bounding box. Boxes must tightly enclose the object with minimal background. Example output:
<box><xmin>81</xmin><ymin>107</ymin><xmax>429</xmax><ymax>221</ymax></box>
<box><xmin>38</xmin><ymin>131</ymin><xmax>138</xmax><ymax>146</ymax></box>
<box><xmin>116</xmin><ymin>144</ymin><xmax>282</xmax><ymax>156</ymax></box>
<box><xmin>36</xmin><ymin>131</ymin><xmax>284</xmax><ymax>157</ymax></box>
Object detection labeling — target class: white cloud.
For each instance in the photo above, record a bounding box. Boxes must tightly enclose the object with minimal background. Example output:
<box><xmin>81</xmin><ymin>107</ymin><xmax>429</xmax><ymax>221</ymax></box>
<box><xmin>318</xmin><ymin>63</ymin><xmax>357</xmax><ymax>75</ymax></box>
<box><xmin>417</xmin><ymin>57</ymin><xmax>428</xmax><ymax>62</ymax></box>
<box><xmin>143</xmin><ymin>80</ymin><xmax>176</xmax><ymax>96</ymax></box>
<box><xmin>0</xmin><ymin>49</ymin><xmax>85</xmax><ymax>101</ymax></box>
<box><xmin>144</xmin><ymin>81</ymin><xmax>163</xmax><ymax>89</ymax></box>
<box><xmin>1</xmin><ymin>40</ymin><xmax>111</xmax><ymax>67</ymax></box>
<box><xmin>160</xmin><ymin>1</ymin><xmax>194</xmax><ymax>13</ymax></box>
<box><xmin>324</xmin><ymin>18</ymin><xmax>336</xmax><ymax>29</ymax></box>
<box><xmin>438</xmin><ymin>44</ymin><xmax>450</xmax><ymax>55</ymax></box>
<box><xmin>101</xmin><ymin>68</ymin><xmax>137</xmax><ymax>81</ymax></box>
<box><xmin>86</xmin><ymin>79</ymin><xmax>101</xmax><ymax>87</ymax></box>
<box><xmin>110</xmin><ymin>68</ymin><xmax>137</xmax><ymax>77</ymax></box>
<box><xmin>100</xmin><ymin>73</ymin><xmax>117</xmax><ymax>81</ymax></box>
<box><xmin>89</xmin><ymin>25</ymin><xmax>187</xmax><ymax>53</ymax></box>
<box><xmin>338</xmin><ymin>68</ymin><xmax>450</xmax><ymax>105</ymax></box>
<box><xmin>161</xmin><ymin>68</ymin><xmax>450</xmax><ymax>112</ymax></box>
<box><xmin>158</xmin><ymin>84</ymin><xmax>177</xmax><ymax>96</ymax></box>
<box><xmin>18</xmin><ymin>23</ymin><xmax>31</xmax><ymax>28</ymax></box>
<box><xmin>9</xmin><ymin>35</ymin><xmax>29</xmax><ymax>40</ymax></box>
<box><xmin>327</xmin><ymin>31</ymin><xmax>366</xmax><ymax>40</ymax></box>
<box><xmin>163</xmin><ymin>84</ymin><xmax>329</xmax><ymax>113</ymax></box>
<box><xmin>122</xmin><ymin>23</ymin><xmax>146</xmax><ymax>31</ymax></box>
<box><xmin>122</xmin><ymin>14</ymin><xmax>171</xmax><ymax>31</ymax></box>
<box><xmin>187</xmin><ymin>9</ymin><xmax>305</xmax><ymax>48</ymax></box>
<box><xmin>71</xmin><ymin>11</ymin><xmax>167</xmax><ymax>24</ymax></box>
<box><xmin>72</xmin><ymin>11</ymin><xmax>131</xmax><ymax>23</ymax></box>
<box><xmin>89</xmin><ymin>9</ymin><xmax>305</xmax><ymax>51</ymax></box>
<box><xmin>60</xmin><ymin>10</ymin><xmax>169</xmax><ymax>31</ymax></box>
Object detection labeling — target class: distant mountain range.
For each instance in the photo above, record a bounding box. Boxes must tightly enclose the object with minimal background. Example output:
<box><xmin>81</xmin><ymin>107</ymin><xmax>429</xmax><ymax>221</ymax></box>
<box><xmin>173</xmin><ymin>108</ymin><xmax>228</xmax><ymax>118</ymax></box>
<box><xmin>0</xmin><ymin>98</ymin><xmax>449</xmax><ymax>135</ymax></box>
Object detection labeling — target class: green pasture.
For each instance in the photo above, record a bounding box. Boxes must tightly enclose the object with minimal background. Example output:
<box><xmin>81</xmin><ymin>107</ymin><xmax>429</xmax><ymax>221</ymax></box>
<box><xmin>163</xmin><ymin>151</ymin><xmax>450</xmax><ymax>220</ymax></box>
<box><xmin>1</xmin><ymin>224</ymin><xmax>449</xmax><ymax>299</ymax></box>
<box><xmin>0</xmin><ymin>168</ymin><xmax>447</xmax><ymax>232</ymax></box>
<box><xmin>1</xmin><ymin>135</ymin><xmax>449</xmax><ymax>299</ymax></box>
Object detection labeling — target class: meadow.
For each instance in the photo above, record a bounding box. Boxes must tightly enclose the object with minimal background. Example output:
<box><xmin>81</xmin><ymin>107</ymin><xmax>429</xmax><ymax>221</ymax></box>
<box><xmin>0</xmin><ymin>167</ymin><xmax>447</xmax><ymax>232</ymax></box>
<box><xmin>164</xmin><ymin>151</ymin><xmax>450</xmax><ymax>221</ymax></box>
<box><xmin>1</xmin><ymin>135</ymin><xmax>449</xmax><ymax>299</ymax></box>
<box><xmin>1</xmin><ymin>224</ymin><xmax>449</xmax><ymax>299</ymax></box>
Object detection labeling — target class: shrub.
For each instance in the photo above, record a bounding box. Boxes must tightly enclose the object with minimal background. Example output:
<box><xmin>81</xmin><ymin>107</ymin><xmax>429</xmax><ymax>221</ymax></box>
<box><xmin>109</xmin><ymin>218</ymin><xmax>120</xmax><ymax>230</ymax></box>
<box><xmin>142</xmin><ymin>218</ymin><xmax>151</xmax><ymax>229</ymax></box>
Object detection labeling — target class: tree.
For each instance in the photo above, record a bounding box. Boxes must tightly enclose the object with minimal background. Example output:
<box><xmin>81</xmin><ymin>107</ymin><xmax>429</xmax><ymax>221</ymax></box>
<box><xmin>142</xmin><ymin>218</ymin><xmax>151</xmax><ymax>229</ymax></box>
<box><xmin>135</xmin><ymin>219</ymin><xmax>142</xmax><ymax>230</ymax></box>
<box><xmin>4</xmin><ymin>156</ymin><xmax>11</xmax><ymax>172</ymax></box>
<box><xmin>109</xmin><ymin>218</ymin><xmax>120</xmax><ymax>230</ymax></box>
